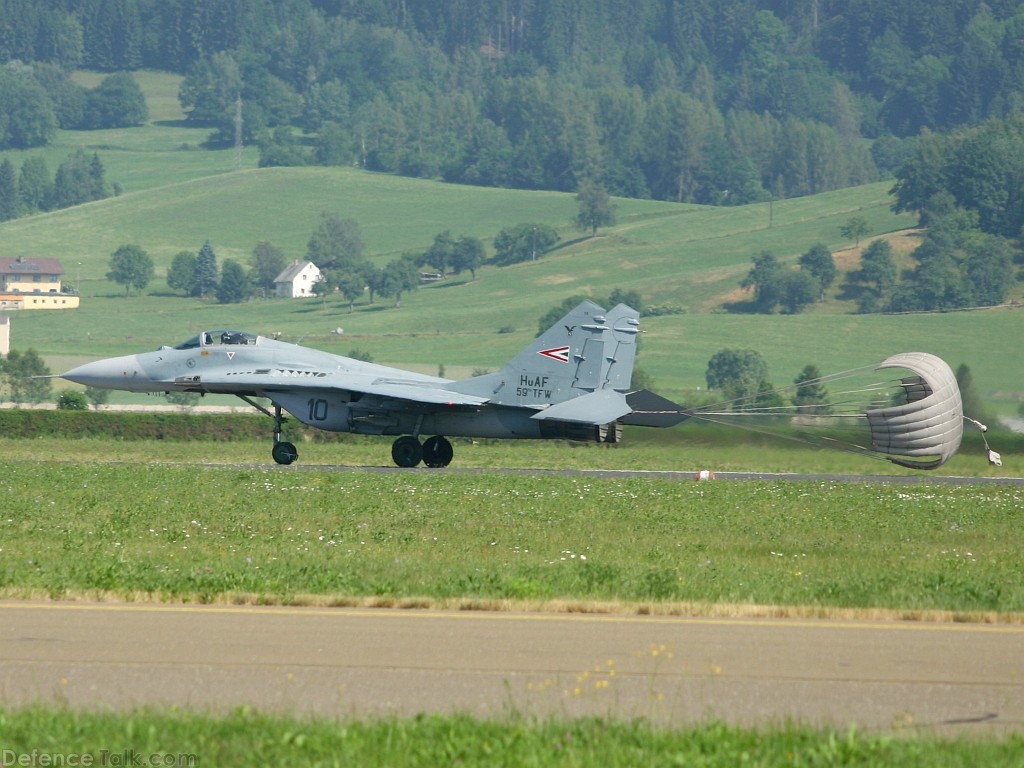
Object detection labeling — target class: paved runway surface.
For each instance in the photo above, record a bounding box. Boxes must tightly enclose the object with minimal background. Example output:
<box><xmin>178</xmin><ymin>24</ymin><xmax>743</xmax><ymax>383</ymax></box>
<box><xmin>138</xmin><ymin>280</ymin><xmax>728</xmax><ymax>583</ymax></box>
<box><xmin>2</xmin><ymin>601</ymin><xmax>1022</xmax><ymax>736</ymax></box>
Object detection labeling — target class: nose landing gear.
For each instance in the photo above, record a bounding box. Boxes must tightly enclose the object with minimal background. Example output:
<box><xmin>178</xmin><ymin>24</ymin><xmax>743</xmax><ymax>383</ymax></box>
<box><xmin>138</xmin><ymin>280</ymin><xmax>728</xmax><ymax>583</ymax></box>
<box><xmin>271</xmin><ymin>403</ymin><xmax>298</xmax><ymax>465</ymax></box>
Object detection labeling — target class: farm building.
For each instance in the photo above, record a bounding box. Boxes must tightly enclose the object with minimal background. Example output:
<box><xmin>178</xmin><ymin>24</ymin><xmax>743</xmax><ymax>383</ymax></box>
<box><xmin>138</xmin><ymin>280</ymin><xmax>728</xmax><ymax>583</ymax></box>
<box><xmin>274</xmin><ymin>260</ymin><xmax>322</xmax><ymax>298</ymax></box>
<box><xmin>0</xmin><ymin>257</ymin><xmax>79</xmax><ymax>309</ymax></box>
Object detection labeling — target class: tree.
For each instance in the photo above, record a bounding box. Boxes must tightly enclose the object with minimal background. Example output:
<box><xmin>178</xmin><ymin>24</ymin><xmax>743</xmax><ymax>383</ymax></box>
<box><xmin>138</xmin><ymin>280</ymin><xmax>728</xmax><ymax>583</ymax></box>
<box><xmin>193</xmin><ymin>240</ymin><xmax>218</xmax><ymax>297</ymax></box>
<box><xmin>313</xmin><ymin>120</ymin><xmax>353</xmax><ymax>166</ymax></box>
<box><xmin>450</xmin><ymin>236</ymin><xmax>484</xmax><ymax>280</ymax></box>
<box><xmin>52</xmin><ymin>149</ymin><xmax>107</xmax><ymax>209</ymax></box>
<box><xmin>258</xmin><ymin>125</ymin><xmax>309</xmax><ymax>167</ymax></box>
<box><xmin>83</xmin><ymin>72</ymin><xmax>148</xmax><ymax>129</ymax></box>
<box><xmin>956</xmin><ymin>363</ymin><xmax>989</xmax><ymax>424</ymax></box>
<box><xmin>792</xmin><ymin>364</ymin><xmax>830</xmax><ymax>414</ymax></box>
<box><xmin>574</xmin><ymin>178</ymin><xmax>616</xmax><ymax>235</ymax></box>
<box><xmin>179</xmin><ymin>51</ymin><xmax>243</xmax><ymax>125</ymax></box>
<box><xmin>858</xmin><ymin>240</ymin><xmax>897</xmax><ymax>293</ymax></box>
<box><xmin>0</xmin><ymin>69</ymin><xmax>57</xmax><ymax>149</ymax></box>
<box><xmin>886</xmin><ymin>214</ymin><xmax>981</xmax><ymax>312</ymax></box>
<box><xmin>250</xmin><ymin>242</ymin><xmax>287</xmax><ymax>292</ymax></box>
<box><xmin>18</xmin><ymin>156</ymin><xmax>51</xmax><ymax>212</ymax></box>
<box><xmin>166</xmin><ymin>251</ymin><xmax>197</xmax><ymax>295</ymax></box>
<box><xmin>0</xmin><ymin>158</ymin><xmax>20</xmax><ymax>222</ymax></box>
<box><xmin>848</xmin><ymin>239</ymin><xmax>897</xmax><ymax>313</ymax></box>
<box><xmin>964</xmin><ymin>236</ymin><xmax>1015</xmax><ymax>306</ymax></box>
<box><xmin>421</xmin><ymin>230</ymin><xmax>455</xmax><ymax>276</ymax></box>
<box><xmin>493</xmin><ymin>223</ymin><xmax>559</xmax><ymax>266</ymax></box>
<box><xmin>106</xmin><ymin>244</ymin><xmax>154</xmax><ymax>296</ymax></box>
<box><xmin>377</xmin><ymin>258</ymin><xmax>419</xmax><ymax>308</ymax></box>
<box><xmin>307</xmin><ymin>212</ymin><xmax>365</xmax><ymax>272</ymax></box>
<box><xmin>777</xmin><ymin>270</ymin><xmax>821</xmax><ymax>314</ymax></box>
<box><xmin>84</xmin><ymin>385</ymin><xmax>110</xmax><ymax>410</ymax></box>
<box><xmin>740</xmin><ymin>251</ymin><xmax>783</xmax><ymax>311</ymax></box>
<box><xmin>705</xmin><ymin>349</ymin><xmax>770</xmax><ymax>405</ymax></box>
<box><xmin>216</xmin><ymin>259</ymin><xmax>250</xmax><ymax>304</ymax></box>
<box><xmin>797</xmin><ymin>244</ymin><xmax>836</xmax><ymax>298</ymax></box>
<box><xmin>336</xmin><ymin>271</ymin><xmax>365</xmax><ymax>312</ymax></box>
<box><xmin>0</xmin><ymin>349</ymin><xmax>52</xmax><ymax>404</ymax></box>
<box><xmin>608</xmin><ymin>287</ymin><xmax>643</xmax><ymax>312</ymax></box>
<box><xmin>840</xmin><ymin>216</ymin><xmax>869</xmax><ymax>246</ymax></box>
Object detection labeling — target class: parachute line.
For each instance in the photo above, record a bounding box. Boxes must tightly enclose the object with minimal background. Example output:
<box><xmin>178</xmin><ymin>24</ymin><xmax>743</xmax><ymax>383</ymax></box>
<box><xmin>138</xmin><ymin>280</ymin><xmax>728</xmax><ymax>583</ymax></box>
<box><xmin>686</xmin><ymin>354</ymin><xmax>964</xmax><ymax>470</ymax></box>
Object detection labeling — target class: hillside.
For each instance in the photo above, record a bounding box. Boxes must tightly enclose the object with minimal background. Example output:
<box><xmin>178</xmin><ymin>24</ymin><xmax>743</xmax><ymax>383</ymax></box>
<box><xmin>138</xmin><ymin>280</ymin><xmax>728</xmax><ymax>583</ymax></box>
<box><xmin>4</xmin><ymin>168</ymin><xmax>1022</xmax><ymax>416</ymax></box>
<box><xmin>0</xmin><ymin>73</ymin><xmax>1020</xmax><ymax>418</ymax></box>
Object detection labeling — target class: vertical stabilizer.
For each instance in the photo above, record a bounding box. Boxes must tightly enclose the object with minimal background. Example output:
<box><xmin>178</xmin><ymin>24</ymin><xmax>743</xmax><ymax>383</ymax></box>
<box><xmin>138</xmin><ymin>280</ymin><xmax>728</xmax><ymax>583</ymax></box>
<box><xmin>450</xmin><ymin>301</ymin><xmax>640</xmax><ymax>419</ymax></box>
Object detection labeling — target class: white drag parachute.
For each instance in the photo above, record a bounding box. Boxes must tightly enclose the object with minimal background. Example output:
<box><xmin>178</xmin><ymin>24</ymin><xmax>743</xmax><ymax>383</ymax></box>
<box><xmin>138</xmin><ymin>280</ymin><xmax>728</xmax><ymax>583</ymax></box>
<box><xmin>865</xmin><ymin>353</ymin><xmax>962</xmax><ymax>470</ymax></box>
<box><xmin>681</xmin><ymin>351</ymin><xmax>987</xmax><ymax>471</ymax></box>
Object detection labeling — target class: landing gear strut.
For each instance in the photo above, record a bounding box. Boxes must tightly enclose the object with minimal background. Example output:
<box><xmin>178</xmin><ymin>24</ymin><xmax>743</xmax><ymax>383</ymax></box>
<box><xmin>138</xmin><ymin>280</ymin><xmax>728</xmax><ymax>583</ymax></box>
<box><xmin>235</xmin><ymin>395</ymin><xmax>299</xmax><ymax>465</ymax></box>
<box><xmin>390</xmin><ymin>435</ymin><xmax>453</xmax><ymax>468</ymax></box>
<box><xmin>271</xmin><ymin>404</ymin><xmax>298</xmax><ymax>465</ymax></box>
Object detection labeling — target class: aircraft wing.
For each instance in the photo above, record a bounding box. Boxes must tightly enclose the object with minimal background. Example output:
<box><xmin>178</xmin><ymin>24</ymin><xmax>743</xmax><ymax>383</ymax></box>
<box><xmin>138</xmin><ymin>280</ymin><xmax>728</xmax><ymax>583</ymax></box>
<box><xmin>185</xmin><ymin>369</ymin><xmax>490</xmax><ymax>408</ymax></box>
<box><xmin>348</xmin><ymin>377</ymin><xmax>490</xmax><ymax>407</ymax></box>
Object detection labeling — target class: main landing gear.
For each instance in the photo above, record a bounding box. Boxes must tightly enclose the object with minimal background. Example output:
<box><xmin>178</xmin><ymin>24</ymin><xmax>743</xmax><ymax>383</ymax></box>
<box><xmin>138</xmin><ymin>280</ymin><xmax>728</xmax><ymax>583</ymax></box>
<box><xmin>392</xmin><ymin>435</ymin><xmax>453</xmax><ymax>468</ymax></box>
<box><xmin>238</xmin><ymin>396</ymin><xmax>452</xmax><ymax>468</ymax></box>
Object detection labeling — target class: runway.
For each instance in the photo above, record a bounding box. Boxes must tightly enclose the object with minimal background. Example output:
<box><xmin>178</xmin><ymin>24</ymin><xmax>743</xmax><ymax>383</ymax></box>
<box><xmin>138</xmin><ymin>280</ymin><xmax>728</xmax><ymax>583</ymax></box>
<box><xmin>2</xmin><ymin>601</ymin><xmax>1022</xmax><ymax>737</ymax></box>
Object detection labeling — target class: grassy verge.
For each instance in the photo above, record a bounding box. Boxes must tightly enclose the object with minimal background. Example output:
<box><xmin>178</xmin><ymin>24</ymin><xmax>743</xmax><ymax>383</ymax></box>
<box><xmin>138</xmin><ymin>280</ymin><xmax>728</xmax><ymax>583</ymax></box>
<box><xmin>0</xmin><ymin>411</ymin><xmax>1017</xmax><ymax>476</ymax></box>
<box><xmin>0</xmin><ymin>706</ymin><xmax>1021</xmax><ymax>767</ymax></box>
<box><xmin>1</xmin><ymin>456</ymin><xmax>1021</xmax><ymax>617</ymax></box>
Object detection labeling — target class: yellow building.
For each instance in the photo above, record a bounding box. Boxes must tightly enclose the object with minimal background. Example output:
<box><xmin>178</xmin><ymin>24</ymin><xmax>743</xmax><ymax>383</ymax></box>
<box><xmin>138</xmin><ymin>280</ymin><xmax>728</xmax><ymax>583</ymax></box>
<box><xmin>0</xmin><ymin>257</ymin><xmax>79</xmax><ymax>309</ymax></box>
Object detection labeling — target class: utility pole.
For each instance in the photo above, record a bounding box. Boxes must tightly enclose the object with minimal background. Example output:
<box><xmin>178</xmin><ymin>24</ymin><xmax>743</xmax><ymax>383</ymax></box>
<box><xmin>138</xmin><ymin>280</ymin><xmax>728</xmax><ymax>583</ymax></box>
<box><xmin>234</xmin><ymin>94</ymin><xmax>243</xmax><ymax>170</ymax></box>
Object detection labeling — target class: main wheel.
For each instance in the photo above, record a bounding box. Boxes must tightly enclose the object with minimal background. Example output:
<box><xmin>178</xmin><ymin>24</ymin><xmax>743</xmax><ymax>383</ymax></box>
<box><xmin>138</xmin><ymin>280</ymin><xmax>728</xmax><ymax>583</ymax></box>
<box><xmin>422</xmin><ymin>435</ymin><xmax>454</xmax><ymax>468</ymax></box>
<box><xmin>391</xmin><ymin>435</ymin><xmax>423</xmax><ymax>467</ymax></box>
<box><xmin>272</xmin><ymin>441</ymin><xmax>298</xmax><ymax>465</ymax></box>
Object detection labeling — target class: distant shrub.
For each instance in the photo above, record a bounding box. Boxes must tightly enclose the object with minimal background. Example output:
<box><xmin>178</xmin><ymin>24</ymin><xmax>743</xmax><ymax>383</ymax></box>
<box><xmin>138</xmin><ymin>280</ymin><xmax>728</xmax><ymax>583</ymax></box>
<box><xmin>56</xmin><ymin>391</ymin><xmax>88</xmax><ymax>410</ymax></box>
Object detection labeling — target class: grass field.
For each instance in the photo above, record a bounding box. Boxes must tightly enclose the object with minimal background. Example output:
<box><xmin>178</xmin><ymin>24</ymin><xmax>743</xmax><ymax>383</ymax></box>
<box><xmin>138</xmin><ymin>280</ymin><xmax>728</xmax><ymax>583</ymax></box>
<box><xmin>1</xmin><ymin>438</ymin><xmax>1020</xmax><ymax>615</ymax></box>
<box><xmin>2</xmin><ymin>706</ymin><xmax>1021</xmax><ymax>767</ymax></box>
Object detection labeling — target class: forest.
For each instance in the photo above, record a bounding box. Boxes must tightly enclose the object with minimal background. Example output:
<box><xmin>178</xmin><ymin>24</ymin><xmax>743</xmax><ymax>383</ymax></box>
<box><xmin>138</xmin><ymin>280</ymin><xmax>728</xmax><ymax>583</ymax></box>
<box><xmin>1</xmin><ymin>0</ymin><xmax>1023</xmax><ymax>311</ymax></box>
<box><xmin>1</xmin><ymin>0</ymin><xmax>1023</xmax><ymax>203</ymax></box>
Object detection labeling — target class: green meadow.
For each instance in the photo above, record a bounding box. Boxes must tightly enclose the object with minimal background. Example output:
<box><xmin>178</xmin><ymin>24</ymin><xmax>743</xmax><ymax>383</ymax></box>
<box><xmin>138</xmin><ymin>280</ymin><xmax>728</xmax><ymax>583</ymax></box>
<box><xmin>1</xmin><ymin>452</ymin><xmax>1021</xmax><ymax>616</ymax></box>
<box><xmin>0</xmin><ymin>706</ymin><xmax>1020</xmax><ymax>767</ymax></box>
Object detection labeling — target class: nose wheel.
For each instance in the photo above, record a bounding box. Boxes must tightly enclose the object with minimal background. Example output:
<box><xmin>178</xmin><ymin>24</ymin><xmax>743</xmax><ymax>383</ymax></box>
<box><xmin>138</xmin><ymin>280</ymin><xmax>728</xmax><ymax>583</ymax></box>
<box><xmin>272</xmin><ymin>440</ymin><xmax>298</xmax><ymax>465</ymax></box>
<box><xmin>391</xmin><ymin>435</ymin><xmax>453</xmax><ymax>468</ymax></box>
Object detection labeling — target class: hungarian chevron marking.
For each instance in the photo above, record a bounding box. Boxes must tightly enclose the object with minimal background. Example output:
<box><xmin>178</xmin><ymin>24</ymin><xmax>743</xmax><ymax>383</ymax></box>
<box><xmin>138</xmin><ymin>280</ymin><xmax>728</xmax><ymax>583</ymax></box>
<box><xmin>538</xmin><ymin>345</ymin><xmax>570</xmax><ymax>364</ymax></box>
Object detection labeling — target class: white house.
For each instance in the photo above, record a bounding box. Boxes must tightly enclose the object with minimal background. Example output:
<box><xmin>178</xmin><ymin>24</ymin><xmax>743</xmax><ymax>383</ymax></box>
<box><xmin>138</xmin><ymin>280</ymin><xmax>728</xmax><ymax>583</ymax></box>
<box><xmin>273</xmin><ymin>260</ymin><xmax>322</xmax><ymax>298</ymax></box>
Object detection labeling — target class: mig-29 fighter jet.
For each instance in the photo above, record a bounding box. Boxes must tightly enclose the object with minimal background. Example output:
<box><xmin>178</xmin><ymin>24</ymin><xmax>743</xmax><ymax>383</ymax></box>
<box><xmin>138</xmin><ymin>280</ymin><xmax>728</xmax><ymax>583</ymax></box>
<box><xmin>61</xmin><ymin>301</ymin><xmax>686</xmax><ymax>467</ymax></box>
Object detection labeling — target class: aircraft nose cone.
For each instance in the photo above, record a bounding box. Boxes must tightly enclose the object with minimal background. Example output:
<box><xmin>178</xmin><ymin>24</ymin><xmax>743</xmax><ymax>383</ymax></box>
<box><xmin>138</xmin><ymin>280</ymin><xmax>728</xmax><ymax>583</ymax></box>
<box><xmin>62</xmin><ymin>355</ymin><xmax>145</xmax><ymax>390</ymax></box>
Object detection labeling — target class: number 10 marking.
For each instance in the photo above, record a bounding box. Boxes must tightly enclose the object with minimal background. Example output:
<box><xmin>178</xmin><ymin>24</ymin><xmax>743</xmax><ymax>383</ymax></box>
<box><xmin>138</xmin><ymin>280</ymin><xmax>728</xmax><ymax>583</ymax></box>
<box><xmin>307</xmin><ymin>398</ymin><xmax>328</xmax><ymax>421</ymax></box>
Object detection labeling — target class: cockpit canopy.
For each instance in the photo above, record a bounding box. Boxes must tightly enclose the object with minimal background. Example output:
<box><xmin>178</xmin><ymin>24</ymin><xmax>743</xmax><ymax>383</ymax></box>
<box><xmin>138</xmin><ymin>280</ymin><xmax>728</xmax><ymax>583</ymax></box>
<box><xmin>173</xmin><ymin>330</ymin><xmax>259</xmax><ymax>350</ymax></box>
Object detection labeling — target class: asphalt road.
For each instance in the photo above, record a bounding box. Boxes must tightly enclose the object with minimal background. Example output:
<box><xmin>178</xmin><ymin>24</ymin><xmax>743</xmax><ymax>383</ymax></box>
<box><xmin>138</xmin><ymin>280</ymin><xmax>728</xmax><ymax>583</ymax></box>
<box><xmin>1</xmin><ymin>601</ymin><xmax>1022</xmax><ymax>737</ymax></box>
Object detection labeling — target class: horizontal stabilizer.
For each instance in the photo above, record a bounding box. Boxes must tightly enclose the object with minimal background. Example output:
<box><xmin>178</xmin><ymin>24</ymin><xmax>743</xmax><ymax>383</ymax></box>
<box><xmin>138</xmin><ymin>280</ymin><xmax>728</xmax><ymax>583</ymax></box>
<box><xmin>530</xmin><ymin>389</ymin><xmax>632</xmax><ymax>424</ymax></box>
<box><xmin>620</xmin><ymin>389</ymin><xmax>691</xmax><ymax>428</ymax></box>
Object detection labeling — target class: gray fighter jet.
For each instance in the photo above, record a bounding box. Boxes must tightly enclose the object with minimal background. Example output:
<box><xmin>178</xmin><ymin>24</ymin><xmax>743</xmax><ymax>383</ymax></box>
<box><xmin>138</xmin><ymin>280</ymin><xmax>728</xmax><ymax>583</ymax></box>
<box><xmin>61</xmin><ymin>300</ymin><xmax>687</xmax><ymax>467</ymax></box>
